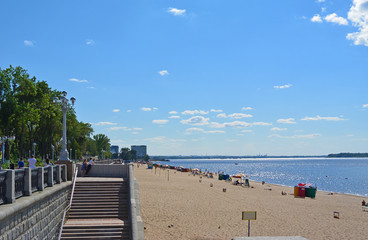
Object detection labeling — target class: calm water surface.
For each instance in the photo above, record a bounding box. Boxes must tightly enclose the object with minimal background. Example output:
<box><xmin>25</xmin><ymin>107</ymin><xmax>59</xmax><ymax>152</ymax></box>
<box><xmin>160</xmin><ymin>158</ymin><xmax>368</xmax><ymax>197</ymax></box>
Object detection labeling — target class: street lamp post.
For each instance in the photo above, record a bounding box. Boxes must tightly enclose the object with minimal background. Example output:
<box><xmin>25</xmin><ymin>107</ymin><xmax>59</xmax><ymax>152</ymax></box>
<box><xmin>33</xmin><ymin>142</ymin><xmax>36</xmax><ymax>157</ymax></box>
<box><xmin>70</xmin><ymin>148</ymin><xmax>72</xmax><ymax>160</ymax></box>
<box><xmin>53</xmin><ymin>91</ymin><xmax>76</xmax><ymax>161</ymax></box>
<box><xmin>51</xmin><ymin>145</ymin><xmax>55</xmax><ymax>161</ymax></box>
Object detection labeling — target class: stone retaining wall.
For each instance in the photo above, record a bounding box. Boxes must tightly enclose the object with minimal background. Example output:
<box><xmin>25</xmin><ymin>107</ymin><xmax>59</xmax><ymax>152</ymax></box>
<box><xmin>0</xmin><ymin>182</ymin><xmax>71</xmax><ymax>240</ymax></box>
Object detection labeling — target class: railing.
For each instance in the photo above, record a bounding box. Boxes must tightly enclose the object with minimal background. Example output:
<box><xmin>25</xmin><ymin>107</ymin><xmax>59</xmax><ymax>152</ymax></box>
<box><xmin>0</xmin><ymin>171</ymin><xmax>7</xmax><ymax>204</ymax></box>
<box><xmin>44</xmin><ymin>166</ymin><xmax>49</xmax><ymax>188</ymax></box>
<box><xmin>53</xmin><ymin>166</ymin><xmax>57</xmax><ymax>184</ymax></box>
<box><xmin>14</xmin><ymin>169</ymin><xmax>25</xmax><ymax>198</ymax></box>
<box><xmin>31</xmin><ymin>168</ymin><xmax>39</xmax><ymax>192</ymax></box>
<box><xmin>58</xmin><ymin>168</ymin><xmax>78</xmax><ymax>240</ymax></box>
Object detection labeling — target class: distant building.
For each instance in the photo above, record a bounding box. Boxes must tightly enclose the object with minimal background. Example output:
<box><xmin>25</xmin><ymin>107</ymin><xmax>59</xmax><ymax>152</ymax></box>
<box><xmin>131</xmin><ymin>145</ymin><xmax>147</xmax><ymax>158</ymax></box>
<box><xmin>110</xmin><ymin>145</ymin><xmax>119</xmax><ymax>154</ymax></box>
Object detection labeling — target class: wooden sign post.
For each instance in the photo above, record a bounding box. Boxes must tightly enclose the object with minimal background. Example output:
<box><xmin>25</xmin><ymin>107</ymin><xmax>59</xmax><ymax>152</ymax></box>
<box><xmin>242</xmin><ymin>211</ymin><xmax>256</xmax><ymax>237</ymax></box>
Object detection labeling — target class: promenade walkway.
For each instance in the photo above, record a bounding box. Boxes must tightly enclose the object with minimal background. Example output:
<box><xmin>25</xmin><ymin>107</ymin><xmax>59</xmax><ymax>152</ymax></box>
<box><xmin>60</xmin><ymin>177</ymin><xmax>130</xmax><ymax>239</ymax></box>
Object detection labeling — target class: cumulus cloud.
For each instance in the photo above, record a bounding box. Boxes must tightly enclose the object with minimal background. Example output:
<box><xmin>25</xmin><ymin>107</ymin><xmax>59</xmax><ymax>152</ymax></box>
<box><xmin>86</xmin><ymin>39</ymin><xmax>95</xmax><ymax>45</ymax></box>
<box><xmin>252</xmin><ymin>122</ymin><xmax>272</xmax><ymax>126</ymax></box>
<box><xmin>271</xmin><ymin>127</ymin><xmax>287</xmax><ymax>131</ymax></box>
<box><xmin>109</xmin><ymin>126</ymin><xmax>130</xmax><ymax>131</ymax></box>
<box><xmin>141</xmin><ymin>107</ymin><xmax>152</xmax><ymax>111</ymax></box>
<box><xmin>95</xmin><ymin>122</ymin><xmax>117</xmax><ymax>126</ymax></box>
<box><xmin>274</xmin><ymin>84</ymin><xmax>292</xmax><ymax>89</ymax></box>
<box><xmin>363</xmin><ymin>104</ymin><xmax>368</xmax><ymax>108</ymax></box>
<box><xmin>269</xmin><ymin>133</ymin><xmax>321</xmax><ymax>139</ymax></box>
<box><xmin>242</xmin><ymin>107</ymin><xmax>253</xmax><ymax>111</ymax></box>
<box><xmin>324</xmin><ymin>13</ymin><xmax>348</xmax><ymax>25</ymax></box>
<box><xmin>159</xmin><ymin>70</ymin><xmax>169</xmax><ymax>76</ymax></box>
<box><xmin>169</xmin><ymin>111</ymin><xmax>178</xmax><ymax>114</ymax></box>
<box><xmin>152</xmin><ymin>119</ymin><xmax>169</xmax><ymax>124</ymax></box>
<box><xmin>145</xmin><ymin>136</ymin><xmax>186</xmax><ymax>143</ymax></box>
<box><xmin>112</xmin><ymin>109</ymin><xmax>120</xmax><ymax>112</ymax></box>
<box><xmin>347</xmin><ymin>0</ymin><xmax>368</xmax><ymax>46</ymax></box>
<box><xmin>210</xmin><ymin>121</ymin><xmax>251</xmax><ymax>129</ymax></box>
<box><xmin>24</xmin><ymin>40</ymin><xmax>34</xmax><ymax>46</ymax></box>
<box><xmin>277</xmin><ymin>118</ymin><xmax>296</xmax><ymax>124</ymax></box>
<box><xmin>169</xmin><ymin>115</ymin><xmax>181</xmax><ymax>119</ymax></box>
<box><xmin>317</xmin><ymin>0</ymin><xmax>325</xmax><ymax>2</ymax></box>
<box><xmin>69</xmin><ymin>78</ymin><xmax>88</xmax><ymax>83</ymax></box>
<box><xmin>181</xmin><ymin>116</ymin><xmax>210</xmax><ymax>126</ymax></box>
<box><xmin>216</xmin><ymin>113</ymin><xmax>253</xmax><ymax>119</ymax></box>
<box><xmin>185</xmin><ymin>128</ymin><xmax>225</xmax><ymax>134</ymax></box>
<box><xmin>210</xmin><ymin>109</ymin><xmax>223</xmax><ymax>113</ymax></box>
<box><xmin>301</xmin><ymin>115</ymin><xmax>345</xmax><ymax>121</ymax></box>
<box><xmin>168</xmin><ymin>7</ymin><xmax>186</xmax><ymax>16</ymax></box>
<box><xmin>311</xmin><ymin>14</ymin><xmax>323</xmax><ymax>23</ymax></box>
<box><xmin>182</xmin><ymin>110</ymin><xmax>209</xmax><ymax>115</ymax></box>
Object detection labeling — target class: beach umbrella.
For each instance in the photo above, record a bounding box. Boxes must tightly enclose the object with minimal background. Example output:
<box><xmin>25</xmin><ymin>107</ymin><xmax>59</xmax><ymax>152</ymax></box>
<box><xmin>232</xmin><ymin>173</ymin><xmax>245</xmax><ymax>178</ymax></box>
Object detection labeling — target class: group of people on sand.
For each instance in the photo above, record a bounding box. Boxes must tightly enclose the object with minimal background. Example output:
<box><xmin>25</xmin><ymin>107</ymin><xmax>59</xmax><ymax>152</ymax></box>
<box><xmin>81</xmin><ymin>158</ymin><xmax>95</xmax><ymax>177</ymax></box>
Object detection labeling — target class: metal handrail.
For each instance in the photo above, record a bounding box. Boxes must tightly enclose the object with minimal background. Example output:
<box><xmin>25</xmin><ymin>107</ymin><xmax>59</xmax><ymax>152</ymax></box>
<box><xmin>58</xmin><ymin>167</ymin><xmax>78</xmax><ymax>240</ymax></box>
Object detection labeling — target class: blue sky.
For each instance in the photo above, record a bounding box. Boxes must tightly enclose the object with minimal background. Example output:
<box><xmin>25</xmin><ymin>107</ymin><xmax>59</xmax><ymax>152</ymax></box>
<box><xmin>1</xmin><ymin>0</ymin><xmax>367</xmax><ymax>156</ymax></box>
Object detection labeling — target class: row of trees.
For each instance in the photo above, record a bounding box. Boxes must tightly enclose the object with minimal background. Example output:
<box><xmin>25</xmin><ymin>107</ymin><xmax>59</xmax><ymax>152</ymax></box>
<box><xmin>0</xmin><ymin>66</ymin><xmax>111</xmax><ymax>162</ymax></box>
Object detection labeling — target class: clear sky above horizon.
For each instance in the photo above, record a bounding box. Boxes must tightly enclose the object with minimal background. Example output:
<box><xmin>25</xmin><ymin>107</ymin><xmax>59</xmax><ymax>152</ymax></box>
<box><xmin>1</xmin><ymin>0</ymin><xmax>367</xmax><ymax>156</ymax></box>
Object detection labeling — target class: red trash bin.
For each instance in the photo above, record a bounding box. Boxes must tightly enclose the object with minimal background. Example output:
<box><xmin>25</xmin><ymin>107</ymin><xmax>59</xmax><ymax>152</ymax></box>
<box><xmin>298</xmin><ymin>187</ymin><xmax>306</xmax><ymax>197</ymax></box>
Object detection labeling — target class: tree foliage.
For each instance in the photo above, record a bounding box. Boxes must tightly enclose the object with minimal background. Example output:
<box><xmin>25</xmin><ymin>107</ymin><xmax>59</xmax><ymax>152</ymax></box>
<box><xmin>0</xmin><ymin>66</ymin><xmax>110</xmax><ymax>162</ymax></box>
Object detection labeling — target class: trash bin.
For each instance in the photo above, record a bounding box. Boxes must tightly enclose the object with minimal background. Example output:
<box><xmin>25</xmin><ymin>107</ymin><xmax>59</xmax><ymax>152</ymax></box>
<box><xmin>223</xmin><ymin>174</ymin><xmax>230</xmax><ymax>181</ymax></box>
<box><xmin>305</xmin><ymin>187</ymin><xmax>317</xmax><ymax>198</ymax></box>
<box><xmin>294</xmin><ymin>186</ymin><xmax>299</xmax><ymax>197</ymax></box>
<box><xmin>244</xmin><ymin>179</ymin><xmax>249</xmax><ymax>186</ymax></box>
<box><xmin>219</xmin><ymin>174</ymin><xmax>223</xmax><ymax>180</ymax></box>
<box><xmin>298</xmin><ymin>187</ymin><xmax>306</xmax><ymax>198</ymax></box>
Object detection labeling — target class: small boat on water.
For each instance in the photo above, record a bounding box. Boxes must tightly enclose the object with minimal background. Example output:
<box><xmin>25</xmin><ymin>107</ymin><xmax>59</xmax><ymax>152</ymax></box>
<box><xmin>235</xmin><ymin>163</ymin><xmax>238</xmax><ymax>165</ymax></box>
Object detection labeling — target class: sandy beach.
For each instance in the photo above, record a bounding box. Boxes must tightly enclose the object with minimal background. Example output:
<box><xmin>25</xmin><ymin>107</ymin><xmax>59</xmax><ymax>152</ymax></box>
<box><xmin>133</xmin><ymin>164</ymin><xmax>368</xmax><ymax>240</ymax></box>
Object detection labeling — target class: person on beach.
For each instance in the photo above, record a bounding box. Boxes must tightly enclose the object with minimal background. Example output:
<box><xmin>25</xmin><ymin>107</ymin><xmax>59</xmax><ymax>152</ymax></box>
<box><xmin>81</xmin><ymin>159</ymin><xmax>88</xmax><ymax>177</ymax></box>
<box><xmin>28</xmin><ymin>155</ymin><xmax>37</xmax><ymax>169</ymax></box>
<box><xmin>18</xmin><ymin>158</ymin><xmax>25</xmax><ymax>168</ymax></box>
<box><xmin>85</xmin><ymin>158</ymin><xmax>94</xmax><ymax>176</ymax></box>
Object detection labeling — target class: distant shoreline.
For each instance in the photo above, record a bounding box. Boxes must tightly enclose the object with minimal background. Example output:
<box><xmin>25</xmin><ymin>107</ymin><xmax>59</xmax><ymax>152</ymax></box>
<box><xmin>151</xmin><ymin>154</ymin><xmax>368</xmax><ymax>160</ymax></box>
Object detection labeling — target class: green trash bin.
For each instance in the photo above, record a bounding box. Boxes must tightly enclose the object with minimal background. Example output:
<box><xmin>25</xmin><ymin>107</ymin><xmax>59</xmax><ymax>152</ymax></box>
<box><xmin>219</xmin><ymin>174</ymin><xmax>223</xmax><ymax>180</ymax></box>
<box><xmin>305</xmin><ymin>187</ymin><xmax>317</xmax><ymax>198</ymax></box>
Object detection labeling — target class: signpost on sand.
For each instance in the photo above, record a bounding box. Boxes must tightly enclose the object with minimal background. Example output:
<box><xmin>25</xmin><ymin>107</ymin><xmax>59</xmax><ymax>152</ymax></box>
<box><xmin>242</xmin><ymin>211</ymin><xmax>256</xmax><ymax>237</ymax></box>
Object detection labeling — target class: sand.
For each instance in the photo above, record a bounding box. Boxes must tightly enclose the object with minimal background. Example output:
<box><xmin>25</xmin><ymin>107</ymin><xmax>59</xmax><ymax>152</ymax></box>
<box><xmin>133</xmin><ymin>164</ymin><xmax>368</xmax><ymax>240</ymax></box>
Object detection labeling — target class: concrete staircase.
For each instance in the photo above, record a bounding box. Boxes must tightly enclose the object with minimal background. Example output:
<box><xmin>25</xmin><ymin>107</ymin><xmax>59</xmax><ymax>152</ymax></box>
<box><xmin>60</xmin><ymin>179</ymin><xmax>130</xmax><ymax>240</ymax></box>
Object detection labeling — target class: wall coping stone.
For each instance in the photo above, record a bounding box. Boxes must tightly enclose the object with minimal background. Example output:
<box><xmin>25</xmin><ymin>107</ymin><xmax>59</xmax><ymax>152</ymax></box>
<box><xmin>0</xmin><ymin>181</ymin><xmax>72</xmax><ymax>222</ymax></box>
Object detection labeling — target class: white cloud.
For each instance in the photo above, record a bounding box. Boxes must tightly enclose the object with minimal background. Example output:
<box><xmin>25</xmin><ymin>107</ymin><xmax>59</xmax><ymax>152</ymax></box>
<box><xmin>132</xmin><ymin>128</ymin><xmax>143</xmax><ymax>131</ymax></box>
<box><xmin>271</xmin><ymin>127</ymin><xmax>287</xmax><ymax>131</ymax></box>
<box><xmin>86</xmin><ymin>39</ymin><xmax>95</xmax><ymax>45</ymax></box>
<box><xmin>169</xmin><ymin>111</ymin><xmax>178</xmax><ymax>114</ymax></box>
<box><xmin>241</xmin><ymin>129</ymin><xmax>253</xmax><ymax>133</ymax></box>
<box><xmin>252</xmin><ymin>122</ymin><xmax>272</xmax><ymax>126</ymax></box>
<box><xmin>185</xmin><ymin>127</ymin><xmax>225</xmax><ymax>134</ymax></box>
<box><xmin>95</xmin><ymin>122</ymin><xmax>117</xmax><ymax>126</ymax></box>
<box><xmin>216</xmin><ymin>113</ymin><xmax>253</xmax><ymax>119</ymax></box>
<box><xmin>228</xmin><ymin>113</ymin><xmax>253</xmax><ymax>119</ymax></box>
<box><xmin>317</xmin><ymin>0</ymin><xmax>325</xmax><ymax>2</ymax></box>
<box><xmin>87</xmin><ymin>86</ymin><xmax>95</xmax><ymax>89</ymax></box>
<box><xmin>274</xmin><ymin>84</ymin><xmax>292</xmax><ymax>89</ymax></box>
<box><xmin>152</xmin><ymin>119</ymin><xmax>169</xmax><ymax>124</ymax></box>
<box><xmin>168</xmin><ymin>7</ymin><xmax>186</xmax><ymax>16</ymax></box>
<box><xmin>141</xmin><ymin>107</ymin><xmax>152</xmax><ymax>111</ymax></box>
<box><xmin>210</xmin><ymin>121</ymin><xmax>251</xmax><ymax>129</ymax></box>
<box><xmin>24</xmin><ymin>40</ymin><xmax>34</xmax><ymax>46</ymax></box>
<box><xmin>269</xmin><ymin>133</ymin><xmax>321</xmax><ymax>139</ymax></box>
<box><xmin>242</xmin><ymin>107</ymin><xmax>253</xmax><ymax>111</ymax></box>
<box><xmin>112</xmin><ymin>109</ymin><xmax>120</xmax><ymax>112</ymax></box>
<box><xmin>169</xmin><ymin>115</ymin><xmax>181</xmax><ymax>119</ymax></box>
<box><xmin>109</xmin><ymin>126</ymin><xmax>130</xmax><ymax>131</ymax></box>
<box><xmin>210</xmin><ymin>109</ymin><xmax>223</xmax><ymax>113</ymax></box>
<box><xmin>311</xmin><ymin>14</ymin><xmax>323</xmax><ymax>23</ymax></box>
<box><xmin>127</xmin><ymin>110</ymin><xmax>132</xmax><ymax>113</ymax></box>
<box><xmin>324</xmin><ymin>13</ymin><xmax>348</xmax><ymax>25</ymax></box>
<box><xmin>131</xmin><ymin>132</ymin><xmax>139</xmax><ymax>135</ymax></box>
<box><xmin>181</xmin><ymin>116</ymin><xmax>210</xmax><ymax>126</ymax></box>
<box><xmin>182</xmin><ymin>110</ymin><xmax>209</xmax><ymax>115</ymax></box>
<box><xmin>217</xmin><ymin>113</ymin><xmax>227</xmax><ymax>118</ymax></box>
<box><xmin>277</xmin><ymin>118</ymin><xmax>296</xmax><ymax>124</ymax></box>
<box><xmin>69</xmin><ymin>78</ymin><xmax>88</xmax><ymax>83</ymax></box>
<box><xmin>321</xmin><ymin>7</ymin><xmax>326</xmax><ymax>13</ymax></box>
<box><xmin>363</xmin><ymin>104</ymin><xmax>368</xmax><ymax>108</ymax></box>
<box><xmin>145</xmin><ymin>136</ymin><xmax>186</xmax><ymax>143</ymax></box>
<box><xmin>159</xmin><ymin>70</ymin><xmax>169</xmax><ymax>76</ymax></box>
<box><xmin>301</xmin><ymin>115</ymin><xmax>345</xmax><ymax>121</ymax></box>
<box><xmin>347</xmin><ymin>0</ymin><xmax>368</xmax><ymax>46</ymax></box>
